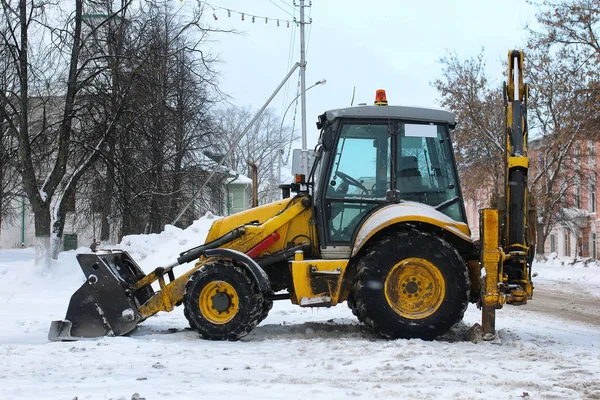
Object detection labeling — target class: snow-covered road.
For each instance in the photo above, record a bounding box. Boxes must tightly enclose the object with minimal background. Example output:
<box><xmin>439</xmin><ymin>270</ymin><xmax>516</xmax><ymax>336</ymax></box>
<box><xmin>0</xmin><ymin>219</ymin><xmax>599</xmax><ymax>399</ymax></box>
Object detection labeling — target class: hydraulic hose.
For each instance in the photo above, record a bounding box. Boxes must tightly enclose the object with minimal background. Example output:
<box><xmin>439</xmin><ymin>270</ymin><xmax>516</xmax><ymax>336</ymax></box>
<box><xmin>176</xmin><ymin>227</ymin><xmax>246</xmax><ymax>265</ymax></box>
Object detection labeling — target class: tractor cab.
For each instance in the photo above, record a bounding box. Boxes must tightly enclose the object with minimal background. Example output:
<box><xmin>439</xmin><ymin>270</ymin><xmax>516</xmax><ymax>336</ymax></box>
<box><xmin>311</xmin><ymin>90</ymin><xmax>467</xmax><ymax>251</ymax></box>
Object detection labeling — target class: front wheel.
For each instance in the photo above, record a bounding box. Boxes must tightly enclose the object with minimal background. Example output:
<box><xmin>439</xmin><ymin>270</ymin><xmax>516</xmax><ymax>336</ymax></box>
<box><xmin>183</xmin><ymin>261</ymin><xmax>266</xmax><ymax>340</ymax></box>
<box><xmin>351</xmin><ymin>231</ymin><xmax>469</xmax><ymax>340</ymax></box>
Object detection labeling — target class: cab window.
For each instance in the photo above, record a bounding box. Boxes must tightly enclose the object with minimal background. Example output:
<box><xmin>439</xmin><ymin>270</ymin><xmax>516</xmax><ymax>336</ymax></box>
<box><xmin>326</xmin><ymin>123</ymin><xmax>390</xmax><ymax>242</ymax></box>
<box><xmin>397</xmin><ymin>123</ymin><xmax>463</xmax><ymax>221</ymax></box>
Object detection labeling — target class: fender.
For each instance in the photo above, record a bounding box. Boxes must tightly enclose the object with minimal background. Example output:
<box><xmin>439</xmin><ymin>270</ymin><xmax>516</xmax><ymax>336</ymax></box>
<box><xmin>351</xmin><ymin>202</ymin><xmax>472</xmax><ymax>257</ymax></box>
<box><xmin>204</xmin><ymin>248</ymin><xmax>271</xmax><ymax>292</ymax></box>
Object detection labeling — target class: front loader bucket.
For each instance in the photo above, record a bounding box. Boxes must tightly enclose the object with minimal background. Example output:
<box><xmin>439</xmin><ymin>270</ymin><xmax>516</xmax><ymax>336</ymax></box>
<box><xmin>49</xmin><ymin>251</ymin><xmax>154</xmax><ymax>341</ymax></box>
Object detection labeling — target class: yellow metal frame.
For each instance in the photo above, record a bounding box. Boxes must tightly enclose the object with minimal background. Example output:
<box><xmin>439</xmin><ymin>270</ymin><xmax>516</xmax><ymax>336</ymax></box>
<box><xmin>290</xmin><ymin>257</ymin><xmax>349</xmax><ymax>306</ymax></box>
<box><xmin>480</xmin><ymin>50</ymin><xmax>536</xmax><ymax>336</ymax></box>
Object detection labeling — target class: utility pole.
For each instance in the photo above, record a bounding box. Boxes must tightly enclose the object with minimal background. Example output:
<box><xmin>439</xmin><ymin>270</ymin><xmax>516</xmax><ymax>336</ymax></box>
<box><xmin>297</xmin><ymin>0</ymin><xmax>310</xmax><ymax>177</ymax></box>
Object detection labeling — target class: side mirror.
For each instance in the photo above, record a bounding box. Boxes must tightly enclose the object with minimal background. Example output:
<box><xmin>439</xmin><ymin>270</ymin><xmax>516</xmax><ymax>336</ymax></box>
<box><xmin>322</xmin><ymin>128</ymin><xmax>334</xmax><ymax>151</ymax></box>
<box><xmin>316</xmin><ymin>112</ymin><xmax>327</xmax><ymax>129</ymax></box>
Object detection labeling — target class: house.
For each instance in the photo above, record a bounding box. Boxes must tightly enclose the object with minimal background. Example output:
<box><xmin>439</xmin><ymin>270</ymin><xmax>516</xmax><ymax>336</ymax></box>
<box><xmin>223</xmin><ymin>173</ymin><xmax>253</xmax><ymax>216</ymax></box>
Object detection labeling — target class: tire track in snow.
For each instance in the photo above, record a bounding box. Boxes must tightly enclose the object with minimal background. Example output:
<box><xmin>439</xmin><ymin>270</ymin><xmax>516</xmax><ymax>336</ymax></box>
<box><xmin>521</xmin><ymin>287</ymin><xmax>600</xmax><ymax>327</ymax></box>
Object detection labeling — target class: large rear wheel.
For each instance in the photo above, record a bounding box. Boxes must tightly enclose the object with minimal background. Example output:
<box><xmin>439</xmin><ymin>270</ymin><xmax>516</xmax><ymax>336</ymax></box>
<box><xmin>351</xmin><ymin>231</ymin><xmax>469</xmax><ymax>340</ymax></box>
<box><xmin>184</xmin><ymin>261</ymin><xmax>266</xmax><ymax>340</ymax></box>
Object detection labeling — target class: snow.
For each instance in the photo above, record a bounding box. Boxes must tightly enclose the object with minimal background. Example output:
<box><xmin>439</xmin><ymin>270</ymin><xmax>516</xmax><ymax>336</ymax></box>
<box><xmin>534</xmin><ymin>253</ymin><xmax>600</xmax><ymax>288</ymax></box>
<box><xmin>228</xmin><ymin>173</ymin><xmax>252</xmax><ymax>185</ymax></box>
<box><xmin>1</xmin><ymin>217</ymin><xmax>599</xmax><ymax>399</ymax></box>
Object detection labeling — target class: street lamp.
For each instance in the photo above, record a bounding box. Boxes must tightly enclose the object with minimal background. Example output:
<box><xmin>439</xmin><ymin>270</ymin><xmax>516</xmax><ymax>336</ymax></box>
<box><xmin>277</xmin><ymin>79</ymin><xmax>326</xmax><ymax>183</ymax></box>
<box><xmin>279</xmin><ymin>79</ymin><xmax>327</xmax><ymax>138</ymax></box>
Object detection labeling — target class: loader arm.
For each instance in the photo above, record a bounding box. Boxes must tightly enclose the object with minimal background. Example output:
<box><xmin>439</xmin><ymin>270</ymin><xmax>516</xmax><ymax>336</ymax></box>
<box><xmin>480</xmin><ymin>50</ymin><xmax>536</xmax><ymax>338</ymax></box>
<box><xmin>137</xmin><ymin>196</ymin><xmax>313</xmax><ymax>320</ymax></box>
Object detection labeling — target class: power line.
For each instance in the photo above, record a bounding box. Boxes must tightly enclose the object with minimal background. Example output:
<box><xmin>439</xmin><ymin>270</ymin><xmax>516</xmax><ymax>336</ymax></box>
<box><xmin>276</xmin><ymin>0</ymin><xmax>296</xmax><ymax>12</ymax></box>
<box><xmin>267</xmin><ymin>0</ymin><xmax>295</xmax><ymax>18</ymax></box>
<box><xmin>281</xmin><ymin>3</ymin><xmax>298</xmax><ymax>121</ymax></box>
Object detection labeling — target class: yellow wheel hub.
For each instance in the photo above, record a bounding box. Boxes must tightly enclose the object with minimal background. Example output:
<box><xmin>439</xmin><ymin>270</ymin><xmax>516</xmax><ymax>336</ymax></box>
<box><xmin>198</xmin><ymin>281</ymin><xmax>239</xmax><ymax>324</ymax></box>
<box><xmin>384</xmin><ymin>257</ymin><xmax>445</xmax><ymax>319</ymax></box>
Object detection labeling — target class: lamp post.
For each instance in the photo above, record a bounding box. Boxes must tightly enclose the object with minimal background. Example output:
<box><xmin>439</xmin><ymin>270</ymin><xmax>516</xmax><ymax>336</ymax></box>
<box><xmin>278</xmin><ymin>79</ymin><xmax>326</xmax><ymax>182</ymax></box>
<box><xmin>279</xmin><ymin>79</ymin><xmax>326</xmax><ymax>137</ymax></box>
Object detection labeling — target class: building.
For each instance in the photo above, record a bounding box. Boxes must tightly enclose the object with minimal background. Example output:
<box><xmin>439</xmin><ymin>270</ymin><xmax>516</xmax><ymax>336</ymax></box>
<box><xmin>538</xmin><ymin>139</ymin><xmax>598</xmax><ymax>259</ymax></box>
<box><xmin>463</xmin><ymin>138</ymin><xmax>599</xmax><ymax>259</ymax></box>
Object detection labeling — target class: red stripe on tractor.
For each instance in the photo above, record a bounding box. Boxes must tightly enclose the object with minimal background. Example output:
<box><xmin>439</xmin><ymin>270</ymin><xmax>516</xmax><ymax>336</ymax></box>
<box><xmin>246</xmin><ymin>232</ymin><xmax>281</xmax><ymax>259</ymax></box>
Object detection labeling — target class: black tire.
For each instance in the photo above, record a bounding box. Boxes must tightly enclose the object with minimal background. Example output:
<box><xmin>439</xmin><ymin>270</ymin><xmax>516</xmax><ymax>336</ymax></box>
<box><xmin>352</xmin><ymin>231</ymin><xmax>469</xmax><ymax>340</ymax></box>
<box><xmin>258</xmin><ymin>297</ymin><xmax>274</xmax><ymax>324</ymax></box>
<box><xmin>183</xmin><ymin>260</ymin><xmax>266</xmax><ymax>340</ymax></box>
<box><xmin>347</xmin><ymin>293</ymin><xmax>359</xmax><ymax>317</ymax></box>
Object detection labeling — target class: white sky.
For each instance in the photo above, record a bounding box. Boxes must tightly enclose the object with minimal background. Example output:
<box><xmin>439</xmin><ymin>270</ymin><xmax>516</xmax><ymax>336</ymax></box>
<box><xmin>196</xmin><ymin>0</ymin><xmax>538</xmax><ymax>149</ymax></box>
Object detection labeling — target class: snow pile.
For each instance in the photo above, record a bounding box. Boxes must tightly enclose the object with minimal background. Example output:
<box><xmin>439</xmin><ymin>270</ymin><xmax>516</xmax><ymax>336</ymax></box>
<box><xmin>533</xmin><ymin>253</ymin><xmax>600</xmax><ymax>292</ymax></box>
<box><xmin>112</xmin><ymin>212</ymin><xmax>219</xmax><ymax>272</ymax></box>
<box><xmin>542</xmin><ymin>251</ymin><xmax>600</xmax><ymax>268</ymax></box>
<box><xmin>0</xmin><ymin>247</ymin><xmax>85</xmax><ymax>294</ymax></box>
<box><xmin>0</xmin><ymin>213</ymin><xmax>218</xmax><ymax>297</ymax></box>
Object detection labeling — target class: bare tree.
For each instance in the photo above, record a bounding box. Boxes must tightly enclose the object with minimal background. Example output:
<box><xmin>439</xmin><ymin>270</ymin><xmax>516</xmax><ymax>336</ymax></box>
<box><xmin>433</xmin><ymin>50</ymin><xmax>505</xmax><ymax>202</ymax></box>
<box><xmin>101</xmin><ymin>1</ymin><xmax>222</xmax><ymax>237</ymax></box>
<box><xmin>528</xmin><ymin>0</ymin><xmax>600</xmax><ymax>66</ymax></box>
<box><xmin>213</xmin><ymin>106</ymin><xmax>294</xmax><ymax>206</ymax></box>
<box><xmin>0</xmin><ymin>0</ymin><xmax>138</xmax><ymax>263</ymax></box>
<box><xmin>526</xmin><ymin>46</ymin><xmax>596</xmax><ymax>256</ymax></box>
<box><xmin>0</xmin><ymin>0</ymin><xmax>228</xmax><ymax>261</ymax></box>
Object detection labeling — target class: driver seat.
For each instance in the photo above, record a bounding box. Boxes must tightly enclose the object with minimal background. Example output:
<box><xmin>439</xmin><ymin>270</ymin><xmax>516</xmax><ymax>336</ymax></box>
<box><xmin>398</xmin><ymin>156</ymin><xmax>426</xmax><ymax>201</ymax></box>
<box><xmin>398</xmin><ymin>156</ymin><xmax>422</xmax><ymax>183</ymax></box>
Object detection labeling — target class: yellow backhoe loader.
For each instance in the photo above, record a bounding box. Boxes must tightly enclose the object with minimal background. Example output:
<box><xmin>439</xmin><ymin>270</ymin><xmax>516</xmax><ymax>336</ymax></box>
<box><xmin>49</xmin><ymin>50</ymin><xmax>535</xmax><ymax>342</ymax></box>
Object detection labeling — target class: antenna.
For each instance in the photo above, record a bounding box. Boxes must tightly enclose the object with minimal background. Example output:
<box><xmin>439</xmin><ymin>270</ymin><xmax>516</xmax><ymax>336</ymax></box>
<box><xmin>350</xmin><ymin>86</ymin><xmax>356</xmax><ymax>106</ymax></box>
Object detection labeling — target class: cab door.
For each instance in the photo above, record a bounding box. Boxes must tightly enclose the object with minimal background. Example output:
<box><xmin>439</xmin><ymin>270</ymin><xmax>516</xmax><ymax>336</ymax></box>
<box><xmin>320</xmin><ymin>121</ymin><xmax>391</xmax><ymax>246</ymax></box>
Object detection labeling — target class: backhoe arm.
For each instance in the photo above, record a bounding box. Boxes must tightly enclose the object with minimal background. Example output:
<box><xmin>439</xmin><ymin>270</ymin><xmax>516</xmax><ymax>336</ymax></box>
<box><xmin>481</xmin><ymin>50</ymin><xmax>536</xmax><ymax>338</ymax></box>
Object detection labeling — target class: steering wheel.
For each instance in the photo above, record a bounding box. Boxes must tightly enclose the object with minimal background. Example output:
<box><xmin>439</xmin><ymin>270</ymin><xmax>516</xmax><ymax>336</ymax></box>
<box><xmin>335</xmin><ymin>171</ymin><xmax>369</xmax><ymax>193</ymax></box>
